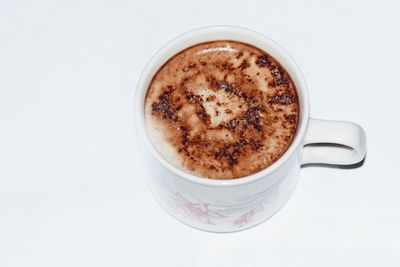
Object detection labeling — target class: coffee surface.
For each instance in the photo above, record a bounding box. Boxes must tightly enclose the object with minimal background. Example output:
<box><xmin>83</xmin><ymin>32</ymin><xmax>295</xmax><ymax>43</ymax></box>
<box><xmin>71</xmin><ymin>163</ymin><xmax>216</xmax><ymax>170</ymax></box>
<box><xmin>145</xmin><ymin>40</ymin><xmax>299</xmax><ymax>179</ymax></box>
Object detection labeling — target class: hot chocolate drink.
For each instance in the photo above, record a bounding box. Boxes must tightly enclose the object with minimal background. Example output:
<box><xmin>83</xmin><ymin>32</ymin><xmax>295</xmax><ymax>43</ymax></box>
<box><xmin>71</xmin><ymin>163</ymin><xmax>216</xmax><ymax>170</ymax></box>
<box><xmin>145</xmin><ymin>40</ymin><xmax>299</xmax><ymax>179</ymax></box>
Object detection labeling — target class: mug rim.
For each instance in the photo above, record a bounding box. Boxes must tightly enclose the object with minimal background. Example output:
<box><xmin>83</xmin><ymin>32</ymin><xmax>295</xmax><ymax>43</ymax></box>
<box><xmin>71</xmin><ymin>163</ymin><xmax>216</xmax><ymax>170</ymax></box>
<box><xmin>135</xmin><ymin>25</ymin><xmax>309</xmax><ymax>187</ymax></box>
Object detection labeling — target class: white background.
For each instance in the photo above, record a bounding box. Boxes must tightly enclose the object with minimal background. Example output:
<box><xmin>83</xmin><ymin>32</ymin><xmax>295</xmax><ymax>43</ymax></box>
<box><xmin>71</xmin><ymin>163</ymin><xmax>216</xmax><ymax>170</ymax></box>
<box><xmin>1</xmin><ymin>0</ymin><xmax>399</xmax><ymax>266</ymax></box>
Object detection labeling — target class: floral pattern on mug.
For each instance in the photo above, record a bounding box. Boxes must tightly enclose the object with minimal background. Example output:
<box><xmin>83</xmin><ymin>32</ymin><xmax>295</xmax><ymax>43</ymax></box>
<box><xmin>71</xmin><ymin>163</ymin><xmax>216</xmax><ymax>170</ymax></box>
<box><xmin>233</xmin><ymin>209</ymin><xmax>256</xmax><ymax>227</ymax></box>
<box><xmin>161</xmin><ymin>177</ymin><xmax>285</xmax><ymax>228</ymax></box>
<box><xmin>173</xmin><ymin>193</ymin><xmax>226</xmax><ymax>225</ymax></box>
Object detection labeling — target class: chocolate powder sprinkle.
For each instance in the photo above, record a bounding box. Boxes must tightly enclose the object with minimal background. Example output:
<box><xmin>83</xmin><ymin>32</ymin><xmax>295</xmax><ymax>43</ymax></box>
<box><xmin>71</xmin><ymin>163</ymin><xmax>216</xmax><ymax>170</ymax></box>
<box><xmin>250</xmin><ymin>139</ymin><xmax>263</xmax><ymax>150</ymax></box>
<box><xmin>151</xmin><ymin>91</ymin><xmax>178</xmax><ymax>122</ymax></box>
<box><xmin>206</xmin><ymin>95</ymin><xmax>216</xmax><ymax>102</ymax></box>
<box><xmin>255</xmin><ymin>55</ymin><xmax>271</xmax><ymax>67</ymax></box>
<box><xmin>215</xmin><ymin>81</ymin><xmax>234</xmax><ymax>92</ymax></box>
<box><xmin>180</xmin><ymin>126</ymin><xmax>190</xmax><ymax>148</ymax></box>
<box><xmin>271</xmin><ymin>67</ymin><xmax>289</xmax><ymax>85</ymax></box>
<box><xmin>186</xmin><ymin>92</ymin><xmax>202</xmax><ymax>102</ymax></box>
<box><xmin>215</xmin><ymin>81</ymin><xmax>250</xmax><ymax>102</ymax></box>
<box><xmin>221</xmin><ymin>62</ymin><xmax>234</xmax><ymax>71</ymax></box>
<box><xmin>225</xmin><ymin>109</ymin><xmax>233</xmax><ymax>114</ymax></box>
<box><xmin>241</xmin><ymin>106</ymin><xmax>265</xmax><ymax>131</ymax></box>
<box><xmin>268</xmin><ymin>89</ymin><xmax>296</xmax><ymax>105</ymax></box>
<box><xmin>284</xmin><ymin>114</ymin><xmax>297</xmax><ymax>125</ymax></box>
<box><xmin>196</xmin><ymin>104</ymin><xmax>210</xmax><ymax>124</ymax></box>
<box><xmin>228</xmin><ymin>118</ymin><xmax>239</xmax><ymax>131</ymax></box>
<box><xmin>214</xmin><ymin>143</ymin><xmax>241</xmax><ymax>167</ymax></box>
<box><xmin>182</xmin><ymin>63</ymin><xmax>197</xmax><ymax>72</ymax></box>
<box><xmin>239</xmin><ymin>60</ymin><xmax>250</xmax><ymax>70</ymax></box>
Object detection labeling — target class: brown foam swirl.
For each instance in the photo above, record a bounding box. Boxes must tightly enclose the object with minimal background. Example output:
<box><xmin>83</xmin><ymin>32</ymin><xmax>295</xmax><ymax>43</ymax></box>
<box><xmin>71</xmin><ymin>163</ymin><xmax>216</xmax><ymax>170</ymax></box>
<box><xmin>145</xmin><ymin>40</ymin><xmax>299</xmax><ymax>179</ymax></box>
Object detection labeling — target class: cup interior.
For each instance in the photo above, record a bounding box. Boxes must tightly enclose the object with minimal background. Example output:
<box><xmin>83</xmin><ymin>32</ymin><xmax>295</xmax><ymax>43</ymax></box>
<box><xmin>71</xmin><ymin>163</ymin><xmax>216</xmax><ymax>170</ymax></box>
<box><xmin>135</xmin><ymin>25</ymin><xmax>309</xmax><ymax>186</ymax></box>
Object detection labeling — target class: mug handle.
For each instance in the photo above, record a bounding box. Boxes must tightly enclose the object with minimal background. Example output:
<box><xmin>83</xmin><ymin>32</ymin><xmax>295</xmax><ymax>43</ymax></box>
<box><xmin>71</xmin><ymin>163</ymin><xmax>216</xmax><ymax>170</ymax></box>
<box><xmin>301</xmin><ymin>118</ymin><xmax>367</xmax><ymax>165</ymax></box>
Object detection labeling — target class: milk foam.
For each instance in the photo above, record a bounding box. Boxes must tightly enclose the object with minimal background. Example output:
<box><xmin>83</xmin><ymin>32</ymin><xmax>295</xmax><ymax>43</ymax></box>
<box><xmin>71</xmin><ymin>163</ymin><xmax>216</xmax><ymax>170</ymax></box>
<box><xmin>145</xmin><ymin>41</ymin><xmax>299</xmax><ymax>179</ymax></box>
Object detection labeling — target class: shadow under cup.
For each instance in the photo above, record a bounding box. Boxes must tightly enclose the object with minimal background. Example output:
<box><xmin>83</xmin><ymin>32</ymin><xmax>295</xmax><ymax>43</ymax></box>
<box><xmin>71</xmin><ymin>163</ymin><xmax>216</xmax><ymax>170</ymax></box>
<box><xmin>135</xmin><ymin>26</ymin><xmax>366</xmax><ymax>232</ymax></box>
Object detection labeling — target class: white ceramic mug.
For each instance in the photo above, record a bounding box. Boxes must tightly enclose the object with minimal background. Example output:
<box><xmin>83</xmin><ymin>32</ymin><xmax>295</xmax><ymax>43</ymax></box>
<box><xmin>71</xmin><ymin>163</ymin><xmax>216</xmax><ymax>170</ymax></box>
<box><xmin>135</xmin><ymin>26</ymin><xmax>367</xmax><ymax>232</ymax></box>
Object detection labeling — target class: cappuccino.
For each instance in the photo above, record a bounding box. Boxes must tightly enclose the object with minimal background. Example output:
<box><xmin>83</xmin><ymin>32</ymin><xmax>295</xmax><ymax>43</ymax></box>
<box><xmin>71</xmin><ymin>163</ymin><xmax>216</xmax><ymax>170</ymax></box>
<box><xmin>145</xmin><ymin>40</ymin><xmax>299</xmax><ymax>179</ymax></box>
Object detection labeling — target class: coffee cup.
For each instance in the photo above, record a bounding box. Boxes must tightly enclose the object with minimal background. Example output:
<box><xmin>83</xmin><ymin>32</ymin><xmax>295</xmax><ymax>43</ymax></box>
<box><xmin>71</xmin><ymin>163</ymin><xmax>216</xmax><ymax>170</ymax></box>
<box><xmin>135</xmin><ymin>26</ymin><xmax>367</xmax><ymax>232</ymax></box>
